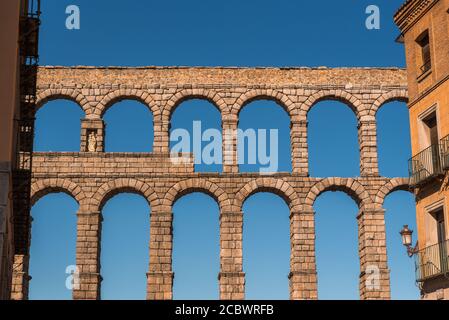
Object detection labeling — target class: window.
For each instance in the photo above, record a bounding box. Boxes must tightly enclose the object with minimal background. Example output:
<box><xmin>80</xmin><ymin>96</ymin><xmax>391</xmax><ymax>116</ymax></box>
<box><xmin>421</xmin><ymin>112</ymin><xmax>439</xmax><ymax>176</ymax></box>
<box><xmin>436</xmin><ymin>209</ymin><xmax>447</xmax><ymax>243</ymax></box>
<box><xmin>424</xmin><ymin>202</ymin><xmax>446</xmax><ymax>246</ymax></box>
<box><xmin>416</xmin><ymin>31</ymin><xmax>431</xmax><ymax>74</ymax></box>
<box><xmin>430</xmin><ymin>208</ymin><xmax>447</xmax><ymax>273</ymax></box>
<box><xmin>418</xmin><ymin>106</ymin><xmax>439</xmax><ymax>150</ymax></box>
<box><xmin>410</xmin><ymin>107</ymin><xmax>442</xmax><ymax>183</ymax></box>
<box><xmin>422</xmin><ymin>111</ymin><xmax>439</xmax><ymax>147</ymax></box>
<box><xmin>416</xmin><ymin>202</ymin><xmax>449</xmax><ymax>280</ymax></box>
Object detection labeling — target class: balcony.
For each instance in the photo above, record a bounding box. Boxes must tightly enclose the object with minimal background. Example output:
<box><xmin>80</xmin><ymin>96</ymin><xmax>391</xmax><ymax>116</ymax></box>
<box><xmin>440</xmin><ymin>135</ymin><xmax>449</xmax><ymax>171</ymax></box>
<box><xmin>419</xmin><ymin>59</ymin><xmax>432</xmax><ymax>75</ymax></box>
<box><xmin>409</xmin><ymin>144</ymin><xmax>443</xmax><ymax>187</ymax></box>
<box><xmin>415</xmin><ymin>239</ymin><xmax>449</xmax><ymax>282</ymax></box>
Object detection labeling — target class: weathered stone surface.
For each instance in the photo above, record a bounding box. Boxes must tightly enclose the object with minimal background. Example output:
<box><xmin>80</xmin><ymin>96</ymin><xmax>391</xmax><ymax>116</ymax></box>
<box><xmin>14</xmin><ymin>66</ymin><xmax>411</xmax><ymax>300</ymax></box>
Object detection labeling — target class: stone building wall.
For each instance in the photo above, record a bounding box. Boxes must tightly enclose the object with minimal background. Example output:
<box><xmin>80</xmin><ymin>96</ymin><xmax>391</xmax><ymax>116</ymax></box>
<box><xmin>0</xmin><ymin>162</ymin><xmax>14</xmax><ymax>299</ymax></box>
<box><xmin>395</xmin><ymin>0</ymin><xmax>449</xmax><ymax>300</ymax></box>
<box><xmin>13</xmin><ymin>66</ymin><xmax>412</xmax><ymax>300</ymax></box>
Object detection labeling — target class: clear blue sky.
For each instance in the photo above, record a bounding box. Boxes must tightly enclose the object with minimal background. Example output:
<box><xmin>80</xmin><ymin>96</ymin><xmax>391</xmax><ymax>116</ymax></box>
<box><xmin>29</xmin><ymin>0</ymin><xmax>420</xmax><ymax>300</ymax></box>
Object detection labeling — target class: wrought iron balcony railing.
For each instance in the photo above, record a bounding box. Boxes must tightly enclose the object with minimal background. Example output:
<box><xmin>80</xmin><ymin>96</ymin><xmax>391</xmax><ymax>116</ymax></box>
<box><xmin>415</xmin><ymin>239</ymin><xmax>449</xmax><ymax>282</ymax></box>
<box><xmin>419</xmin><ymin>59</ymin><xmax>432</xmax><ymax>75</ymax></box>
<box><xmin>440</xmin><ymin>134</ymin><xmax>449</xmax><ymax>171</ymax></box>
<box><xmin>408</xmin><ymin>144</ymin><xmax>443</xmax><ymax>186</ymax></box>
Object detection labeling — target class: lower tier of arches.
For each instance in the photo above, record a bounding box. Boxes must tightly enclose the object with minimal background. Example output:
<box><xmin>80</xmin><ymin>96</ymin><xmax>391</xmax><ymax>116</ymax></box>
<box><xmin>9</xmin><ymin>168</ymin><xmax>412</xmax><ymax>300</ymax></box>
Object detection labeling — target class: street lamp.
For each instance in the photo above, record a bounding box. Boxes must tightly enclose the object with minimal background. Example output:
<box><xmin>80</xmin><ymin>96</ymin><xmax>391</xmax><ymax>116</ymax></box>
<box><xmin>400</xmin><ymin>225</ymin><xmax>418</xmax><ymax>257</ymax></box>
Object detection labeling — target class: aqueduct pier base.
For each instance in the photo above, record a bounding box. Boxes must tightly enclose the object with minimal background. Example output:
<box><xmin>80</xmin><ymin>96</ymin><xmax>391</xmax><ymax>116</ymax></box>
<box><xmin>12</xmin><ymin>66</ymin><xmax>411</xmax><ymax>300</ymax></box>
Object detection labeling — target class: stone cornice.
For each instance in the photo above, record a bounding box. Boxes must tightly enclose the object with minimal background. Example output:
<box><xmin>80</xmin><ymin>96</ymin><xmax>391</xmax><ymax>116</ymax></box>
<box><xmin>394</xmin><ymin>0</ymin><xmax>438</xmax><ymax>33</ymax></box>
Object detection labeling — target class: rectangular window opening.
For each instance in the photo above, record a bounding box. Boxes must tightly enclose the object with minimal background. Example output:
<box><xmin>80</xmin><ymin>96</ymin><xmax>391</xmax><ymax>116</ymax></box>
<box><xmin>416</xmin><ymin>30</ymin><xmax>431</xmax><ymax>74</ymax></box>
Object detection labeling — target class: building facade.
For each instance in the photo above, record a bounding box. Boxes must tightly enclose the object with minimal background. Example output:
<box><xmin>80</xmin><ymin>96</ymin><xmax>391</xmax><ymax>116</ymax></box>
<box><xmin>395</xmin><ymin>0</ymin><xmax>449</xmax><ymax>300</ymax></box>
<box><xmin>0</xmin><ymin>0</ymin><xmax>40</xmax><ymax>299</ymax></box>
<box><xmin>0</xmin><ymin>0</ymin><xmax>21</xmax><ymax>300</ymax></box>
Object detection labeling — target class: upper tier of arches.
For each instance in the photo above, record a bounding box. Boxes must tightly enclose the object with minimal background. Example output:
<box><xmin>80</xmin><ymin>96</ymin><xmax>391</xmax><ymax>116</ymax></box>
<box><xmin>36</xmin><ymin>87</ymin><xmax>408</xmax><ymax>122</ymax></box>
<box><xmin>34</xmin><ymin>86</ymin><xmax>409</xmax><ymax>176</ymax></box>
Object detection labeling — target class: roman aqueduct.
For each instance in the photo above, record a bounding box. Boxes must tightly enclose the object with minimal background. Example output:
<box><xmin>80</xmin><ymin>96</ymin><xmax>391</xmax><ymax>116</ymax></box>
<box><xmin>12</xmin><ymin>66</ymin><xmax>411</xmax><ymax>300</ymax></box>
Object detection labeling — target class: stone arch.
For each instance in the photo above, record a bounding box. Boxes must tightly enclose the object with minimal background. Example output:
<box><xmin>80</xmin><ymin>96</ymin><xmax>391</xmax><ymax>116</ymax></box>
<box><xmin>304</xmin><ymin>178</ymin><xmax>371</xmax><ymax>209</ymax></box>
<box><xmin>299</xmin><ymin>90</ymin><xmax>363</xmax><ymax>119</ymax></box>
<box><xmin>162</xmin><ymin>89</ymin><xmax>228</xmax><ymax>122</ymax></box>
<box><xmin>90</xmin><ymin>178</ymin><xmax>159</xmax><ymax>212</ymax></box>
<box><xmin>95</xmin><ymin>89</ymin><xmax>160</xmax><ymax>118</ymax></box>
<box><xmin>36</xmin><ymin>88</ymin><xmax>89</xmax><ymax>115</ymax></box>
<box><xmin>370</xmin><ymin>89</ymin><xmax>409</xmax><ymax>116</ymax></box>
<box><xmin>231</xmin><ymin>89</ymin><xmax>296</xmax><ymax>119</ymax></box>
<box><xmin>31</xmin><ymin>178</ymin><xmax>86</xmax><ymax>207</ymax></box>
<box><xmin>162</xmin><ymin>178</ymin><xmax>230</xmax><ymax>211</ymax></box>
<box><xmin>375</xmin><ymin>177</ymin><xmax>412</xmax><ymax>206</ymax></box>
<box><xmin>235</xmin><ymin>178</ymin><xmax>300</xmax><ymax>211</ymax></box>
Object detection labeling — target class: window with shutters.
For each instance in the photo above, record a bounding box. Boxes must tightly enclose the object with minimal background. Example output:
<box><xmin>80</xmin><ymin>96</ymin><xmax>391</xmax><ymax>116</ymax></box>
<box><xmin>416</xmin><ymin>30</ymin><xmax>431</xmax><ymax>75</ymax></box>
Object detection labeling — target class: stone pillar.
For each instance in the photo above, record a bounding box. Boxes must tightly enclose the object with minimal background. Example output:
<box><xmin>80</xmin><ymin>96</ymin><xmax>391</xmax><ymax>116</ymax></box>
<box><xmin>219</xmin><ymin>210</ymin><xmax>244</xmax><ymax>300</ymax></box>
<box><xmin>73</xmin><ymin>211</ymin><xmax>102</xmax><ymax>300</ymax></box>
<box><xmin>291</xmin><ymin>120</ymin><xmax>309</xmax><ymax>176</ymax></box>
<box><xmin>147</xmin><ymin>211</ymin><xmax>173</xmax><ymax>300</ymax></box>
<box><xmin>154</xmin><ymin>118</ymin><xmax>170</xmax><ymax>154</ymax></box>
<box><xmin>357</xmin><ymin>208</ymin><xmax>390</xmax><ymax>300</ymax></box>
<box><xmin>358</xmin><ymin>120</ymin><xmax>379</xmax><ymax>177</ymax></box>
<box><xmin>81</xmin><ymin>119</ymin><xmax>105</xmax><ymax>152</ymax></box>
<box><xmin>10</xmin><ymin>254</ymin><xmax>30</xmax><ymax>300</ymax></box>
<box><xmin>289</xmin><ymin>209</ymin><xmax>317</xmax><ymax>300</ymax></box>
<box><xmin>222</xmin><ymin>116</ymin><xmax>239</xmax><ymax>174</ymax></box>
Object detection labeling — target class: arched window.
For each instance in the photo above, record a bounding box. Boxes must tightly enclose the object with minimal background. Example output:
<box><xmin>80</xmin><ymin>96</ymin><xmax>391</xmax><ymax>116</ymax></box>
<box><xmin>34</xmin><ymin>99</ymin><xmax>84</xmax><ymax>152</ymax></box>
<box><xmin>172</xmin><ymin>192</ymin><xmax>220</xmax><ymax>299</ymax></box>
<box><xmin>238</xmin><ymin>100</ymin><xmax>291</xmax><ymax>173</ymax></box>
<box><xmin>100</xmin><ymin>193</ymin><xmax>150</xmax><ymax>300</ymax></box>
<box><xmin>314</xmin><ymin>191</ymin><xmax>359</xmax><ymax>299</ymax></box>
<box><xmin>376</xmin><ymin>101</ymin><xmax>411</xmax><ymax>177</ymax></box>
<box><xmin>243</xmin><ymin>193</ymin><xmax>290</xmax><ymax>299</ymax></box>
<box><xmin>29</xmin><ymin>193</ymin><xmax>78</xmax><ymax>300</ymax></box>
<box><xmin>170</xmin><ymin>99</ymin><xmax>222</xmax><ymax>172</ymax></box>
<box><xmin>308</xmin><ymin>101</ymin><xmax>359</xmax><ymax>177</ymax></box>
<box><xmin>103</xmin><ymin>100</ymin><xmax>154</xmax><ymax>152</ymax></box>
